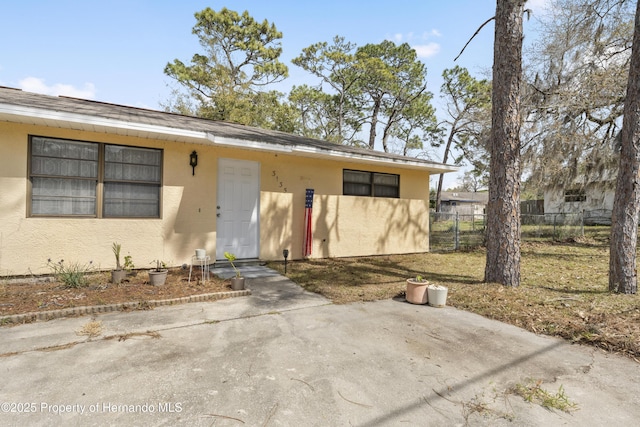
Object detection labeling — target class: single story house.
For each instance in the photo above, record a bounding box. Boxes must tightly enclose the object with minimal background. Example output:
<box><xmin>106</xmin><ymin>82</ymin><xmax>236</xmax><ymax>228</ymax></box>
<box><xmin>0</xmin><ymin>87</ymin><xmax>457</xmax><ymax>276</ymax></box>
<box><xmin>544</xmin><ymin>182</ymin><xmax>615</xmax><ymax>224</ymax></box>
<box><xmin>438</xmin><ymin>191</ymin><xmax>488</xmax><ymax>216</ymax></box>
<box><xmin>544</xmin><ymin>184</ymin><xmax>615</xmax><ymax>214</ymax></box>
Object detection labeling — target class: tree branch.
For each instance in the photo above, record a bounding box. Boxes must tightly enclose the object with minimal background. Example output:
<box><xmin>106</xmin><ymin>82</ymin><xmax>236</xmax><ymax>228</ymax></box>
<box><xmin>454</xmin><ymin>16</ymin><xmax>495</xmax><ymax>62</ymax></box>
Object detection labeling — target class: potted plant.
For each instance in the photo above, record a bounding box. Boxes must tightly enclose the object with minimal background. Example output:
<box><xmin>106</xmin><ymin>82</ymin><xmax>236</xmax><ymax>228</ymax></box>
<box><xmin>406</xmin><ymin>275</ymin><xmax>429</xmax><ymax>304</ymax></box>
<box><xmin>427</xmin><ymin>284</ymin><xmax>448</xmax><ymax>307</ymax></box>
<box><xmin>111</xmin><ymin>242</ymin><xmax>127</xmax><ymax>284</ymax></box>
<box><xmin>224</xmin><ymin>251</ymin><xmax>245</xmax><ymax>290</ymax></box>
<box><xmin>123</xmin><ymin>254</ymin><xmax>135</xmax><ymax>275</ymax></box>
<box><xmin>148</xmin><ymin>259</ymin><xmax>168</xmax><ymax>286</ymax></box>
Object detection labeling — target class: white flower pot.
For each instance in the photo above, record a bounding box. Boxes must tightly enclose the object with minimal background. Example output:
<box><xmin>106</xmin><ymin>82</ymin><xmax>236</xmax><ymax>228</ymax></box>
<box><xmin>427</xmin><ymin>285</ymin><xmax>448</xmax><ymax>308</ymax></box>
<box><xmin>195</xmin><ymin>249</ymin><xmax>206</xmax><ymax>259</ymax></box>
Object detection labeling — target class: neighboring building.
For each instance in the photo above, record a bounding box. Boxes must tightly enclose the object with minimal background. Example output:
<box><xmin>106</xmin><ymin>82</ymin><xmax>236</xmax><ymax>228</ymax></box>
<box><xmin>544</xmin><ymin>182</ymin><xmax>615</xmax><ymax>224</ymax></box>
<box><xmin>544</xmin><ymin>184</ymin><xmax>614</xmax><ymax>213</ymax></box>
<box><xmin>438</xmin><ymin>191</ymin><xmax>488</xmax><ymax>216</ymax></box>
<box><xmin>0</xmin><ymin>87</ymin><xmax>457</xmax><ymax>276</ymax></box>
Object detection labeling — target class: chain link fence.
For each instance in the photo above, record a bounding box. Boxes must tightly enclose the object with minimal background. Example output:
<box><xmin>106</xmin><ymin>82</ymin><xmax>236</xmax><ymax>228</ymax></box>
<box><xmin>521</xmin><ymin>213</ymin><xmax>584</xmax><ymax>241</ymax></box>
<box><xmin>430</xmin><ymin>212</ymin><xmax>486</xmax><ymax>252</ymax></box>
<box><xmin>430</xmin><ymin>211</ymin><xmax>587</xmax><ymax>252</ymax></box>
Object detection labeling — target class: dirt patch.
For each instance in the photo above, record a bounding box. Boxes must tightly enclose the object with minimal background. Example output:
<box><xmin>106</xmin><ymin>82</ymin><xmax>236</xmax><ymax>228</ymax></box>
<box><xmin>0</xmin><ymin>267</ymin><xmax>232</xmax><ymax>321</ymax></box>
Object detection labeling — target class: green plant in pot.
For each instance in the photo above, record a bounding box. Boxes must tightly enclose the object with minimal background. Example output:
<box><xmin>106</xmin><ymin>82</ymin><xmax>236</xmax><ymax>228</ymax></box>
<box><xmin>148</xmin><ymin>259</ymin><xmax>168</xmax><ymax>286</ymax></box>
<box><xmin>406</xmin><ymin>274</ymin><xmax>429</xmax><ymax>305</ymax></box>
<box><xmin>111</xmin><ymin>242</ymin><xmax>127</xmax><ymax>284</ymax></box>
<box><xmin>224</xmin><ymin>251</ymin><xmax>245</xmax><ymax>290</ymax></box>
<box><xmin>123</xmin><ymin>255</ymin><xmax>135</xmax><ymax>274</ymax></box>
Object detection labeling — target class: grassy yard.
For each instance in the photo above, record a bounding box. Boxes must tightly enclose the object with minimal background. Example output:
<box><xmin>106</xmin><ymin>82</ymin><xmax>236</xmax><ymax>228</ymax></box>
<box><xmin>267</xmin><ymin>233</ymin><xmax>640</xmax><ymax>361</ymax></box>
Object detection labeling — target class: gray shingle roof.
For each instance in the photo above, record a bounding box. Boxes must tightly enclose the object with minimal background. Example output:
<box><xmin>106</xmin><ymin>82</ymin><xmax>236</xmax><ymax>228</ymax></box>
<box><xmin>0</xmin><ymin>86</ymin><xmax>457</xmax><ymax>173</ymax></box>
<box><xmin>440</xmin><ymin>191</ymin><xmax>488</xmax><ymax>203</ymax></box>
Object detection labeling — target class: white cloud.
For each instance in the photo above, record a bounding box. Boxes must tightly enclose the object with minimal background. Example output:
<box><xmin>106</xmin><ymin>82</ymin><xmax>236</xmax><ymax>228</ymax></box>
<box><xmin>424</xmin><ymin>29</ymin><xmax>442</xmax><ymax>38</ymax></box>
<box><xmin>390</xmin><ymin>29</ymin><xmax>442</xmax><ymax>57</ymax></box>
<box><xmin>413</xmin><ymin>42</ymin><xmax>441</xmax><ymax>58</ymax></box>
<box><xmin>18</xmin><ymin>77</ymin><xmax>96</xmax><ymax>99</ymax></box>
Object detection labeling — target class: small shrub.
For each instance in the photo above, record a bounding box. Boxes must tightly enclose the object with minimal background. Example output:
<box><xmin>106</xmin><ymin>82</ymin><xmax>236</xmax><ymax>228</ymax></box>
<box><xmin>46</xmin><ymin>259</ymin><xmax>93</xmax><ymax>289</ymax></box>
<box><xmin>123</xmin><ymin>255</ymin><xmax>135</xmax><ymax>271</ymax></box>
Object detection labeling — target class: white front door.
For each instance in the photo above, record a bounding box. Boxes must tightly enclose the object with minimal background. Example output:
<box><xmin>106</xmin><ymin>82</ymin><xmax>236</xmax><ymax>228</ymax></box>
<box><xmin>216</xmin><ymin>158</ymin><xmax>260</xmax><ymax>260</ymax></box>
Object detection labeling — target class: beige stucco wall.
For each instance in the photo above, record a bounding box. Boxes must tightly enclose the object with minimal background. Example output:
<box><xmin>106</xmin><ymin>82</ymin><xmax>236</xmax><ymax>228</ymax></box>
<box><xmin>0</xmin><ymin>121</ymin><xmax>432</xmax><ymax>276</ymax></box>
<box><xmin>310</xmin><ymin>196</ymin><xmax>430</xmax><ymax>258</ymax></box>
<box><xmin>0</xmin><ymin>122</ymin><xmax>221</xmax><ymax>276</ymax></box>
<box><xmin>256</xmin><ymin>154</ymin><xmax>431</xmax><ymax>260</ymax></box>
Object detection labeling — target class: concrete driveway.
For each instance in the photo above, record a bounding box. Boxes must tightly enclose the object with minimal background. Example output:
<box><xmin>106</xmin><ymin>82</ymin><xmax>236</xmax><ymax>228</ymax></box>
<box><xmin>1</xmin><ymin>272</ymin><xmax>638</xmax><ymax>426</ymax></box>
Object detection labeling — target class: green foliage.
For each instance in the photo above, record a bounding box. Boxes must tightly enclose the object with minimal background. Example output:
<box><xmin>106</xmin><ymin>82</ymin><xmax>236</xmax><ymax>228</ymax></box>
<box><xmin>353</xmin><ymin>40</ymin><xmax>434</xmax><ymax>152</ymax></box>
<box><xmin>293</xmin><ymin>37</ymin><xmax>437</xmax><ymax>153</ymax></box>
<box><xmin>434</xmin><ymin>65</ymin><xmax>492</xmax><ymax>200</ymax></box>
<box><xmin>164</xmin><ymin>7</ymin><xmax>291</xmax><ymax>129</ymax></box>
<box><xmin>112</xmin><ymin>242</ymin><xmax>134</xmax><ymax>272</ymax></box>
<box><xmin>512</xmin><ymin>379</ymin><xmax>578</xmax><ymax>413</ymax></box>
<box><xmin>289</xmin><ymin>84</ymin><xmax>354</xmax><ymax>143</ymax></box>
<box><xmin>123</xmin><ymin>255</ymin><xmax>135</xmax><ymax>271</ymax></box>
<box><xmin>291</xmin><ymin>36</ymin><xmax>364</xmax><ymax>144</ymax></box>
<box><xmin>112</xmin><ymin>242</ymin><xmax>122</xmax><ymax>270</ymax></box>
<box><xmin>151</xmin><ymin>260</ymin><xmax>166</xmax><ymax>272</ymax></box>
<box><xmin>223</xmin><ymin>251</ymin><xmax>242</xmax><ymax>278</ymax></box>
<box><xmin>46</xmin><ymin>259</ymin><xmax>93</xmax><ymax>289</ymax></box>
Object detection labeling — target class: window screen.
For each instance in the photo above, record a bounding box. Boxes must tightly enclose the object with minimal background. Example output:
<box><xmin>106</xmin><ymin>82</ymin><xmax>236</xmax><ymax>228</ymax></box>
<box><xmin>29</xmin><ymin>136</ymin><xmax>162</xmax><ymax>218</ymax></box>
<box><xmin>104</xmin><ymin>146</ymin><xmax>161</xmax><ymax>217</ymax></box>
<box><xmin>30</xmin><ymin>137</ymin><xmax>98</xmax><ymax>216</ymax></box>
<box><xmin>343</xmin><ymin>169</ymin><xmax>399</xmax><ymax>198</ymax></box>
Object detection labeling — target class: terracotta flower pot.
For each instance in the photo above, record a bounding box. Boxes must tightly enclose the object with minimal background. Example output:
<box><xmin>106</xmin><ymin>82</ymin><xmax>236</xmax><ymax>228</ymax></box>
<box><xmin>406</xmin><ymin>279</ymin><xmax>429</xmax><ymax>304</ymax></box>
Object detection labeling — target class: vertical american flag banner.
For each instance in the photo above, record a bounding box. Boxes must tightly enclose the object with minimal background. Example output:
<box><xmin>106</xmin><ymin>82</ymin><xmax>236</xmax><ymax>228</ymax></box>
<box><xmin>303</xmin><ymin>189</ymin><xmax>314</xmax><ymax>257</ymax></box>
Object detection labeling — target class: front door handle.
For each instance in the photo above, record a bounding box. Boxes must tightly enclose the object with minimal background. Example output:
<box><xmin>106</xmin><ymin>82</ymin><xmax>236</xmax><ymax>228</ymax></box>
<box><xmin>217</xmin><ymin>213</ymin><xmax>221</xmax><ymax>217</ymax></box>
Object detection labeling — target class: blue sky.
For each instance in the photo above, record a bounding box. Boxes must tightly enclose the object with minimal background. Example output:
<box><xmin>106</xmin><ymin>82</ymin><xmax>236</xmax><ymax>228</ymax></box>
<box><xmin>0</xmin><ymin>0</ymin><xmax>550</xmax><ymax>189</ymax></box>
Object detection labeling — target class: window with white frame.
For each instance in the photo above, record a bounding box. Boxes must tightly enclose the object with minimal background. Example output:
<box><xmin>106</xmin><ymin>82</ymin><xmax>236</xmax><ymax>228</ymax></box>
<box><xmin>29</xmin><ymin>136</ymin><xmax>162</xmax><ymax>218</ymax></box>
<box><xmin>343</xmin><ymin>169</ymin><xmax>399</xmax><ymax>198</ymax></box>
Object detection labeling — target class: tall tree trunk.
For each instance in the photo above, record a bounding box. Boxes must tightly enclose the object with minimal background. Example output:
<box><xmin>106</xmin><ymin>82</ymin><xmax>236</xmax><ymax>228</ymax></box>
<box><xmin>368</xmin><ymin>99</ymin><xmax>381</xmax><ymax>149</ymax></box>
<box><xmin>609</xmin><ymin>0</ymin><xmax>640</xmax><ymax>295</ymax></box>
<box><xmin>436</xmin><ymin>117</ymin><xmax>460</xmax><ymax>212</ymax></box>
<box><xmin>484</xmin><ymin>0</ymin><xmax>524</xmax><ymax>286</ymax></box>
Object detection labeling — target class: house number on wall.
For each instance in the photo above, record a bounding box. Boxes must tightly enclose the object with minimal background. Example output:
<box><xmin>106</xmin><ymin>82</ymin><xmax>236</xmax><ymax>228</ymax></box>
<box><xmin>272</xmin><ymin>170</ymin><xmax>287</xmax><ymax>193</ymax></box>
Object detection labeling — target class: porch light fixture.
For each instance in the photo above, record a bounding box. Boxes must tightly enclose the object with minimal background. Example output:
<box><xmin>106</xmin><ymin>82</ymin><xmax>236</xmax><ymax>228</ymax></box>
<box><xmin>283</xmin><ymin>249</ymin><xmax>289</xmax><ymax>274</ymax></box>
<box><xmin>189</xmin><ymin>151</ymin><xmax>198</xmax><ymax>175</ymax></box>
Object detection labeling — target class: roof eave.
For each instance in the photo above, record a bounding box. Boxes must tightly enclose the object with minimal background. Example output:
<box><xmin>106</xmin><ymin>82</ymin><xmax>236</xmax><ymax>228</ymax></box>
<box><xmin>206</xmin><ymin>133</ymin><xmax>459</xmax><ymax>173</ymax></box>
<box><xmin>0</xmin><ymin>103</ymin><xmax>459</xmax><ymax>174</ymax></box>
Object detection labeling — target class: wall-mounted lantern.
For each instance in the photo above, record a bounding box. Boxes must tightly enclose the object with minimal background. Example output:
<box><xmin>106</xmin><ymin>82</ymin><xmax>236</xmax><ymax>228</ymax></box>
<box><xmin>189</xmin><ymin>151</ymin><xmax>198</xmax><ymax>175</ymax></box>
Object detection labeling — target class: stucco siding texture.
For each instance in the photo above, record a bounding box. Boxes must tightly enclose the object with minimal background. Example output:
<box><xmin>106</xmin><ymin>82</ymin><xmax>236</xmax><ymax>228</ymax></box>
<box><xmin>1</xmin><ymin>112</ymin><xmax>433</xmax><ymax>276</ymax></box>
